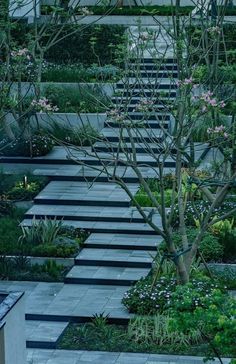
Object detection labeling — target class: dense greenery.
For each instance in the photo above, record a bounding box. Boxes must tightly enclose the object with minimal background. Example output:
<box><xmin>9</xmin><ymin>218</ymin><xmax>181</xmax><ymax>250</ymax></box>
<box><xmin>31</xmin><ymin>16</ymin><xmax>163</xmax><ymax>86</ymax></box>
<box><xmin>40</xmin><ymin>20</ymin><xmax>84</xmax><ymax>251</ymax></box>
<box><xmin>44</xmin><ymin>25</ymin><xmax>126</xmax><ymax>66</ymax></box>
<box><xmin>0</xmin><ymin>255</ymin><xmax>68</xmax><ymax>282</ymax></box>
<box><xmin>44</xmin><ymin>84</ymin><xmax>111</xmax><ymax>113</ymax></box>
<box><xmin>48</xmin><ymin>123</ymin><xmax>99</xmax><ymax>147</ymax></box>
<box><xmin>59</xmin><ymin>276</ymin><xmax>236</xmax><ymax>358</ymax></box>
<box><xmin>58</xmin><ymin>321</ymin><xmax>209</xmax><ymax>356</ymax></box>
<box><xmin>9</xmin><ymin>24</ymin><xmax>127</xmax><ymax>66</ymax></box>
<box><xmin>0</xmin><ymin>173</ymin><xmax>48</xmax><ymax>201</ymax></box>
<box><xmin>42</xmin><ymin>64</ymin><xmax>121</xmax><ymax>83</ymax></box>
<box><xmin>1</xmin><ymin>133</ymin><xmax>54</xmax><ymax>157</ymax></box>
<box><xmin>0</xmin><ymin>209</ymin><xmax>86</xmax><ymax>257</ymax></box>
<box><xmin>41</xmin><ymin>5</ymin><xmax>236</xmax><ymax>16</ymax></box>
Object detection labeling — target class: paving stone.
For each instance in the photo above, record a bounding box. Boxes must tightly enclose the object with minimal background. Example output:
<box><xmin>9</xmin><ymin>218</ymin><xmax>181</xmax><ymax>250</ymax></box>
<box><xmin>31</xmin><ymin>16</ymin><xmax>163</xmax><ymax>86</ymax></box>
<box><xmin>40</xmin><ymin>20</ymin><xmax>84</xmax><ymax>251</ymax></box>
<box><xmin>101</xmin><ymin>127</ymin><xmax>163</xmax><ymax>142</ymax></box>
<box><xmin>25</xmin><ymin>205</ymin><xmax>151</xmax><ymax>223</ymax></box>
<box><xmin>33</xmin><ymin>180</ymin><xmax>139</xmax><ymax>207</ymax></box>
<box><xmin>65</xmin><ymin>265</ymin><xmax>150</xmax><ymax>285</ymax></box>
<box><xmin>84</xmin><ymin>233</ymin><xmax>162</xmax><ymax>250</ymax></box>
<box><xmin>75</xmin><ymin>248</ymin><xmax>154</xmax><ymax>266</ymax></box>
<box><xmin>26</xmin><ymin>321</ymin><xmax>68</xmax><ymax>343</ymax></box>
<box><xmin>26</xmin><ymin>350</ymin><xmax>231</xmax><ymax>364</ymax></box>
<box><xmin>21</xmin><ymin>218</ymin><xmax>159</xmax><ymax>235</ymax></box>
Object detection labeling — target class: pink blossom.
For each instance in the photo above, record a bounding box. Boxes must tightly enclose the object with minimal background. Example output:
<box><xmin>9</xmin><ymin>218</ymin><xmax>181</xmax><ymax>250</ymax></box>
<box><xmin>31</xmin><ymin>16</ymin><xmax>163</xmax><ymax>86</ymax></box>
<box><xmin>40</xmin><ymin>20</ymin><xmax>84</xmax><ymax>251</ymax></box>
<box><xmin>220</xmin><ymin>101</ymin><xmax>226</xmax><ymax>108</ymax></box>
<box><xmin>31</xmin><ymin>98</ymin><xmax>59</xmax><ymax>113</ymax></box>
<box><xmin>207</xmin><ymin>125</ymin><xmax>228</xmax><ymax>139</ymax></box>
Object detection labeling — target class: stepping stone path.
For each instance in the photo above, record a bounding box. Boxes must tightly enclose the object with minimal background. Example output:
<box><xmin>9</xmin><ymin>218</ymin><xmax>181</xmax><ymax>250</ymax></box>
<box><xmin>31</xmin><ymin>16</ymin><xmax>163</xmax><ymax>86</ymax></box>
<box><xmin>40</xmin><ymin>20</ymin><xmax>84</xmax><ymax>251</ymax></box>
<box><xmin>1</xmin><ymin>56</ymin><xmax>201</xmax><ymax>355</ymax></box>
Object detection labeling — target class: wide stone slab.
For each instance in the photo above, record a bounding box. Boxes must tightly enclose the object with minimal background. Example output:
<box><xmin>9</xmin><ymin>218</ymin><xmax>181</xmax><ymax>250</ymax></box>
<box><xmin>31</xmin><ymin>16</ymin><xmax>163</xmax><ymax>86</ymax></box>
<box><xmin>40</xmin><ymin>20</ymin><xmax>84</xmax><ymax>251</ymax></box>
<box><xmin>75</xmin><ymin>248</ymin><xmax>154</xmax><ymax>268</ymax></box>
<box><xmin>26</xmin><ymin>320</ymin><xmax>68</xmax><ymax>348</ymax></box>
<box><xmin>84</xmin><ymin>233</ymin><xmax>162</xmax><ymax>250</ymax></box>
<box><xmin>26</xmin><ymin>349</ymin><xmax>231</xmax><ymax>364</ymax></box>
<box><xmin>21</xmin><ymin>217</ymin><xmax>161</xmax><ymax>235</ymax></box>
<box><xmin>65</xmin><ymin>265</ymin><xmax>150</xmax><ymax>285</ymax></box>
<box><xmin>34</xmin><ymin>181</ymin><xmax>139</xmax><ymax>207</ymax></box>
<box><xmin>25</xmin><ymin>205</ymin><xmax>151</xmax><ymax>223</ymax></box>
<box><xmin>0</xmin><ymin>281</ymin><xmax>130</xmax><ymax>320</ymax></box>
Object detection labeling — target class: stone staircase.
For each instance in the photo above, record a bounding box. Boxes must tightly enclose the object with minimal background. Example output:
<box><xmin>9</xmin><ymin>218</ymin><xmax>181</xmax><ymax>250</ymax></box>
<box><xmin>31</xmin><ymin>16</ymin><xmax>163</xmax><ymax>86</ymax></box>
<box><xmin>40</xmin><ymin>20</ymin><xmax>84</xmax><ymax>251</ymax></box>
<box><xmin>0</xmin><ymin>56</ymin><xmax>185</xmax><ymax>350</ymax></box>
<box><xmin>19</xmin><ymin>57</ymin><xmax>177</xmax><ymax>348</ymax></box>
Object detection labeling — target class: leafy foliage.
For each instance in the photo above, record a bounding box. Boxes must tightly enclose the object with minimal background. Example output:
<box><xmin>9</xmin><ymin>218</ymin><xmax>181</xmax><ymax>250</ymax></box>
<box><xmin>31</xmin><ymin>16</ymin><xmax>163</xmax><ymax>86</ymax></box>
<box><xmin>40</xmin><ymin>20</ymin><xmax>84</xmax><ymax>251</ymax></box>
<box><xmin>44</xmin><ymin>84</ymin><xmax>111</xmax><ymax>113</ymax></box>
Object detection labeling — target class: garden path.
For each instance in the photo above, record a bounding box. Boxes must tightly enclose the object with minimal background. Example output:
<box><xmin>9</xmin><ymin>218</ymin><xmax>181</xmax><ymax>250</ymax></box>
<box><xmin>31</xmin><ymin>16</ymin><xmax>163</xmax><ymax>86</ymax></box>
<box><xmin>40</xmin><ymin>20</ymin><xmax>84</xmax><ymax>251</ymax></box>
<box><xmin>26</xmin><ymin>349</ymin><xmax>231</xmax><ymax>364</ymax></box>
<box><xmin>0</xmin><ymin>56</ymin><xmax>209</xmax><ymax>358</ymax></box>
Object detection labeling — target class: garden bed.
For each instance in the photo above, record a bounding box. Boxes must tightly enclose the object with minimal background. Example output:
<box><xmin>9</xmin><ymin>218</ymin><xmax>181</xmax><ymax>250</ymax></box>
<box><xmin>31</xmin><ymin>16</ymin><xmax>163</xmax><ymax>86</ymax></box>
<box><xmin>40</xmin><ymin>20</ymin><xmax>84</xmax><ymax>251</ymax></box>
<box><xmin>0</xmin><ymin>255</ymin><xmax>69</xmax><ymax>282</ymax></box>
<box><xmin>58</xmin><ymin>321</ymin><xmax>210</xmax><ymax>357</ymax></box>
<box><xmin>0</xmin><ymin>207</ymin><xmax>87</xmax><ymax>259</ymax></box>
<box><xmin>41</xmin><ymin>5</ymin><xmax>236</xmax><ymax>17</ymax></box>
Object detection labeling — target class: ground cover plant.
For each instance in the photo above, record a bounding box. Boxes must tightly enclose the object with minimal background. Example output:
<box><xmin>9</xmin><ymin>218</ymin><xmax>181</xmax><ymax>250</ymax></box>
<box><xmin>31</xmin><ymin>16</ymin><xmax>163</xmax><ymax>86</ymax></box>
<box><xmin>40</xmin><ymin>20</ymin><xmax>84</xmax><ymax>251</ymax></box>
<box><xmin>0</xmin><ymin>207</ymin><xmax>86</xmax><ymax>258</ymax></box>
<box><xmin>0</xmin><ymin>172</ymin><xmax>48</xmax><ymax>201</ymax></box>
<box><xmin>41</xmin><ymin>63</ymin><xmax>121</xmax><ymax>83</ymax></box>
<box><xmin>59</xmin><ymin>269</ymin><xmax>236</xmax><ymax>360</ymax></box>
<box><xmin>0</xmin><ymin>132</ymin><xmax>55</xmax><ymax>157</ymax></box>
<box><xmin>44</xmin><ymin>84</ymin><xmax>111</xmax><ymax>113</ymax></box>
<box><xmin>0</xmin><ymin>255</ymin><xmax>68</xmax><ymax>282</ymax></box>
<box><xmin>48</xmin><ymin>123</ymin><xmax>99</xmax><ymax>147</ymax></box>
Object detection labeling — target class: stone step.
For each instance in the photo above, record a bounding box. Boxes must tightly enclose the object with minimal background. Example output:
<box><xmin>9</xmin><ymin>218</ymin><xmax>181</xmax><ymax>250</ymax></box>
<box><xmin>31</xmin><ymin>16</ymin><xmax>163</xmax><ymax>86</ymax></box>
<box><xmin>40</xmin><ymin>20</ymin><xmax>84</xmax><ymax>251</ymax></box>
<box><xmin>33</xmin><ymin>165</ymin><xmax>176</xmax><ymax>183</ymax></box>
<box><xmin>92</xmin><ymin>142</ymin><xmax>175</xmax><ymax>154</ymax></box>
<box><xmin>112</xmin><ymin>96</ymin><xmax>175</xmax><ymax>104</ymax></box>
<box><xmin>127</xmin><ymin>112</ymin><xmax>171</xmax><ymax>120</ymax></box>
<box><xmin>127</xmin><ymin>71</ymin><xmax>178</xmax><ymax>78</ymax></box>
<box><xmin>65</xmin><ymin>265</ymin><xmax>150</xmax><ymax>286</ymax></box>
<box><xmin>101</xmin><ymin>127</ymin><xmax>164</xmax><ymax>142</ymax></box>
<box><xmin>104</xmin><ymin>119</ymin><xmax>169</xmax><ymax>129</ymax></box>
<box><xmin>120</xmin><ymin>90</ymin><xmax>177</xmax><ymax>98</ymax></box>
<box><xmin>34</xmin><ymin>181</ymin><xmax>138</xmax><ymax>207</ymax></box>
<box><xmin>129</xmin><ymin>63</ymin><xmax>178</xmax><ymax>71</ymax></box>
<box><xmin>63</xmin><ymin>152</ymin><xmax>177</xmax><ymax>168</ymax></box>
<box><xmin>75</xmin><ymin>248</ymin><xmax>154</xmax><ymax>268</ymax></box>
<box><xmin>118</xmin><ymin>104</ymin><xmax>170</xmax><ymax>112</ymax></box>
<box><xmin>84</xmin><ymin>233</ymin><xmax>162</xmax><ymax>251</ymax></box>
<box><xmin>21</xmin><ymin>218</ymin><xmax>159</xmax><ymax>235</ymax></box>
<box><xmin>129</xmin><ymin>58</ymin><xmax>177</xmax><ymax>64</ymax></box>
<box><xmin>25</xmin><ymin>205</ymin><xmax>149</xmax><ymax>223</ymax></box>
<box><xmin>21</xmin><ymin>282</ymin><xmax>131</xmax><ymax>322</ymax></box>
<box><xmin>116</xmin><ymin>81</ymin><xmax>177</xmax><ymax>90</ymax></box>
<box><xmin>26</xmin><ymin>320</ymin><xmax>68</xmax><ymax>349</ymax></box>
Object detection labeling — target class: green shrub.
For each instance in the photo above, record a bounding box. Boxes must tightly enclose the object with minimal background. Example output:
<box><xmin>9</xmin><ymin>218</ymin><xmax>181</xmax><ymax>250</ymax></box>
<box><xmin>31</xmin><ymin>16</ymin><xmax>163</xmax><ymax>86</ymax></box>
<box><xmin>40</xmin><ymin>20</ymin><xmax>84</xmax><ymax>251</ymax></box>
<box><xmin>134</xmin><ymin>188</ymin><xmax>174</xmax><ymax>208</ymax></box>
<box><xmin>191</xmin><ymin>116</ymin><xmax>229</xmax><ymax>142</ymax></box>
<box><xmin>128</xmin><ymin>315</ymin><xmax>203</xmax><ymax>348</ymax></box>
<box><xmin>3</xmin><ymin>134</ymin><xmax>54</xmax><ymax>157</ymax></box>
<box><xmin>44</xmin><ymin>84</ymin><xmax>110</xmax><ymax>113</ymax></box>
<box><xmin>199</xmin><ymin>234</ymin><xmax>224</xmax><ymax>262</ymax></box>
<box><xmin>0</xmin><ymin>256</ymin><xmax>66</xmax><ymax>281</ymax></box>
<box><xmin>31</xmin><ymin>243</ymin><xmax>78</xmax><ymax>257</ymax></box>
<box><xmin>171</xmin><ymin>200</ymin><xmax>236</xmax><ymax>227</ymax></box>
<box><xmin>48</xmin><ymin>123</ymin><xmax>99</xmax><ymax>147</ymax></box>
<box><xmin>0</xmin><ymin>216</ymin><xmax>23</xmax><ymax>254</ymax></box>
<box><xmin>43</xmin><ymin>25</ymin><xmax>126</xmax><ymax>66</ymax></box>
<box><xmin>210</xmin><ymin>219</ymin><xmax>236</xmax><ymax>261</ymax></box>
<box><xmin>20</xmin><ymin>217</ymin><xmax>63</xmax><ymax>246</ymax></box>
<box><xmin>0</xmin><ymin>201</ymin><xmax>16</xmax><ymax>217</ymax></box>
<box><xmin>122</xmin><ymin>276</ymin><xmax>176</xmax><ymax>314</ymax></box>
<box><xmin>7</xmin><ymin>181</ymin><xmax>40</xmax><ymax>201</ymax></box>
<box><xmin>211</xmin><ymin>267</ymin><xmax>236</xmax><ymax>290</ymax></box>
<box><xmin>122</xmin><ymin>275</ymin><xmax>223</xmax><ymax>315</ymax></box>
<box><xmin>219</xmin><ymin>230</ymin><xmax>236</xmax><ymax>261</ymax></box>
<box><xmin>0</xmin><ymin>172</ymin><xmax>47</xmax><ymax>197</ymax></box>
<box><xmin>42</xmin><ymin>63</ymin><xmax>121</xmax><ymax>83</ymax></box>
<box><xmin>160</xmin><ymin>228</ymin><xmax>224</xmax><ymax>262</ymax></box>
<box><xmin>170</xmin><ymin>291</ymin><xmax>236</xmax><ymax>359</ymax></box>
